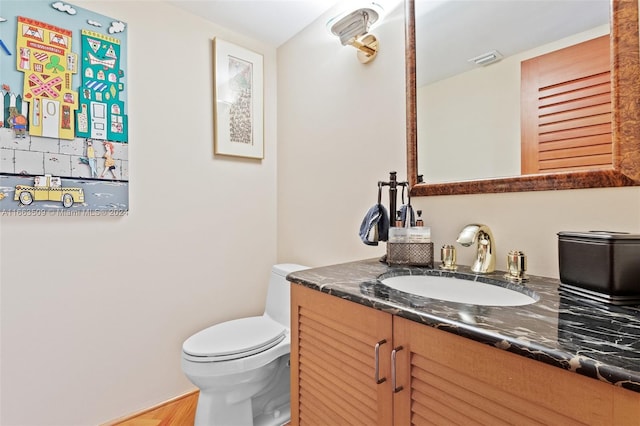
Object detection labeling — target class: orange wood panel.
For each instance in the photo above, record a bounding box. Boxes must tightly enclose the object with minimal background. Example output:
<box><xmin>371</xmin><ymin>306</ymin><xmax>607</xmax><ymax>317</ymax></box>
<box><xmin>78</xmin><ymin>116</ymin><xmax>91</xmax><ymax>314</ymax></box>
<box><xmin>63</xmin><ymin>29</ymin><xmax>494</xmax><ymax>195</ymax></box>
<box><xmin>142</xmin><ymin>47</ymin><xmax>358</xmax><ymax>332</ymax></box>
<box><xmin>521</xmin><ymin>35</ymin><xmax>612</xmax><ymax>174</ymax></box>
<box><xmin>393</xmin><ymin>316</ymin><xmax>640</xmax><ymax>425</ymax></box>
<box><xmin>291</xmin><ymin>285</ymin><xmax>393</xmax><ymax>426</ymax></box>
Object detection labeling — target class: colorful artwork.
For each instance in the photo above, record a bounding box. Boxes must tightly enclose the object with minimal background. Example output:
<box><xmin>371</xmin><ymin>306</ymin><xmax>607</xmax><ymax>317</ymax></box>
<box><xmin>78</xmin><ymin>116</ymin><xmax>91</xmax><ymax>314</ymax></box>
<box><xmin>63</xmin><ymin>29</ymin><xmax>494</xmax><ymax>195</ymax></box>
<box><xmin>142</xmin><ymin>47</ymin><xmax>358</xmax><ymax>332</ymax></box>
<box><xmin>15</xmin><ymin>16</ymin><xmax>78</xmax><ymax>140</ymax></box>
<box><xmin>76</xmin><ymin>29</ymin><xmax>127</xmax><ymax>142</ymax></box>
<box><xmin>0</xmin><ymin>1</ymin><xmax>129</xmax><ymax>215</ymax></box>
<box><xmin>14</xmin><ymin>174</ymin><xmax>84</xmax><ymax>208</ymax></box>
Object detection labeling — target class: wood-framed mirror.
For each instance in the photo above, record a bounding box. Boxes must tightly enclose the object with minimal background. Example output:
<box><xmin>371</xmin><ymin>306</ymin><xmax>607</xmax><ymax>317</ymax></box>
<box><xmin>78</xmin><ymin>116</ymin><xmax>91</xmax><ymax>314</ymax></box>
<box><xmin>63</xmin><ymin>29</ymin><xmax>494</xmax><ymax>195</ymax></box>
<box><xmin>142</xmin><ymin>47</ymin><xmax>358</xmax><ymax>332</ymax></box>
<box><xmin>406</xmin><ymin>0</ymin><xmax>640</xmax><ymax>196</ymax></box>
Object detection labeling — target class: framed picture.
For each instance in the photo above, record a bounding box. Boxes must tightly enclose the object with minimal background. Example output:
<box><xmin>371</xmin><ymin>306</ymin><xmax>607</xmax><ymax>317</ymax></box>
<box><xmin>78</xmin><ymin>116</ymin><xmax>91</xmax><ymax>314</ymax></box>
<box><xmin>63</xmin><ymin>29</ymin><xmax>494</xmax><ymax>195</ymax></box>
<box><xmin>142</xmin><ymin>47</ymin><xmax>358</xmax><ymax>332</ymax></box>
<box><xmin>213</xmin><ymin>38</ymin><xmax>264</xmax><ymax>159</ymax></box>
<box><xmin>1</xmin><ymin>1</ymin><xmax>130</xmax><ymax>214</ymax></box>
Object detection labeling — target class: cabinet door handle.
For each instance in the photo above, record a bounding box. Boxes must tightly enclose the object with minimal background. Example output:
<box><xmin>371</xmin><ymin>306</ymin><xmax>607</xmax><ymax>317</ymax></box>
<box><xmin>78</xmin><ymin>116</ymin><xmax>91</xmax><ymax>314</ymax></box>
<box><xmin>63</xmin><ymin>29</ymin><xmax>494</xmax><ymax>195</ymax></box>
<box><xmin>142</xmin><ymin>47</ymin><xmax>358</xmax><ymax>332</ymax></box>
<box><xmin>374</xmin><ymin>339</ymin><xmax>387</xmax><ymax>384</ymax></box>
<box><xmin>391</xmin><ymin>346</ymin><xmax>404</xmax><ymax>393</ymax></box>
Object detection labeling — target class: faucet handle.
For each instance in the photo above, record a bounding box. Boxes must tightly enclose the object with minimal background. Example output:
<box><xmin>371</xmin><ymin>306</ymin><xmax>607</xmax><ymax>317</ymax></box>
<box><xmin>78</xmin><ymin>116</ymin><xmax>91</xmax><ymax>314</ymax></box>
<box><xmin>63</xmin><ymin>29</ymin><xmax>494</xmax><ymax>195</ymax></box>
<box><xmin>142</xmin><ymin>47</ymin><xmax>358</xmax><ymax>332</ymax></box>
<box><xmin>439</xmin><ymin>244</ymin><xmax>457</xmax><ymax>270</ymax></box>
<box><xmin>505</xmin><ymin>250</ymin><xmax>529</xmax><ymax>283</ymax></box>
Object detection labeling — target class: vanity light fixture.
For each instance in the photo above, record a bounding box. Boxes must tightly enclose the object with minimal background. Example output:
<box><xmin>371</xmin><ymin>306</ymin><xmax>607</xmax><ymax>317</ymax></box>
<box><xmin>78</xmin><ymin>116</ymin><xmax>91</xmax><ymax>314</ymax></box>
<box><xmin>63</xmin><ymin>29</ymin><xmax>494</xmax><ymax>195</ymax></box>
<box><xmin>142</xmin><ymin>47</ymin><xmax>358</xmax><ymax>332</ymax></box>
<box><xmin>468</xmin><ymin>50</ymin><xmax>503</xmax><ymax>67</ymax></box>
<box><xmin>327</xmin><ymin>2</ymin><xmax>384</xmax><ymax>64</ymax></box>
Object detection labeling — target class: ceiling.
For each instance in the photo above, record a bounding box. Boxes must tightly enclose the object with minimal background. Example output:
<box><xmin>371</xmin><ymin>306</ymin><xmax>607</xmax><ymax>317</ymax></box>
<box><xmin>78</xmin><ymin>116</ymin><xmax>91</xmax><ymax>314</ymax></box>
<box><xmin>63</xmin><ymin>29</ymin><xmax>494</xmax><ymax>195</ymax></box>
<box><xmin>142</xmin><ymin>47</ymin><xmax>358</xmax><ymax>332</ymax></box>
<box><xmin>167</xmin><ymin>0</ymin><xmax>611</xmax><ymax>86</ymax></box>
<box><xmin>416</xmin><ymin>0</ymin><xmax>611</xmax><ymax>86</ymax></box>
<box><xmin>167</xmin><ymin>0</ymin><xmax>342</xmax><ymax>47</ymax></box>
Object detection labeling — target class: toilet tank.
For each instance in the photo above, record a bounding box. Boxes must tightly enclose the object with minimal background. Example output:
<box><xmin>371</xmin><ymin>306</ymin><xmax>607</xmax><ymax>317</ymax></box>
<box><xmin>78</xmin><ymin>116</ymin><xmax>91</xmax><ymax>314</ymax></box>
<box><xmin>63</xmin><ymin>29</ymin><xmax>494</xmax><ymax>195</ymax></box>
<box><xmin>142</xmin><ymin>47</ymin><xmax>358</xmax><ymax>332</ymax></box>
<box><xmin>265</xmin><ymin>263</ymin><xmax>309</xmax><ymax>327</ymax></box>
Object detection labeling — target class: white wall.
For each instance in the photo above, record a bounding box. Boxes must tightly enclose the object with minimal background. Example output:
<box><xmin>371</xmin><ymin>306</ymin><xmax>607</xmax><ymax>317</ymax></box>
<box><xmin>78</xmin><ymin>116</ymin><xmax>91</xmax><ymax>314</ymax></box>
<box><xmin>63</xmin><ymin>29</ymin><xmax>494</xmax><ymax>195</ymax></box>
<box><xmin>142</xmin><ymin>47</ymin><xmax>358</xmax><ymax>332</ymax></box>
<box><xmin>277</xmin><ymin>2</ymin><xmax>640</xmax><ymax>279</ymax></box>
<box><xmin>414</xmin><ymin>187</ymin><xmax>640</xmax><ymax>277</ymax></box>
<box><xmin>0</xmin><ymin>1</ymin><xmax>278</xmax><ymax>424</ymax></box>
<box><xmin>277</xmin><ymin>1</ymin><xmax>407</xmax><ymax>266</ymax></box>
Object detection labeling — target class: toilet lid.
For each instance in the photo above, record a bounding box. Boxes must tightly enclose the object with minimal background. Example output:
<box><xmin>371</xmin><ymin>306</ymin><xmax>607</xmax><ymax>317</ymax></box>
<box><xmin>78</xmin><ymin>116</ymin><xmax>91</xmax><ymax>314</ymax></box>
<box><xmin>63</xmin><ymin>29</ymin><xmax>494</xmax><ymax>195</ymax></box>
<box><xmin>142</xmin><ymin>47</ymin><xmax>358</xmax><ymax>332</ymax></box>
<box><xmin>183</xmin><ymin>316</ymin><xmax>286</xmax><ymax>361</ymax></box>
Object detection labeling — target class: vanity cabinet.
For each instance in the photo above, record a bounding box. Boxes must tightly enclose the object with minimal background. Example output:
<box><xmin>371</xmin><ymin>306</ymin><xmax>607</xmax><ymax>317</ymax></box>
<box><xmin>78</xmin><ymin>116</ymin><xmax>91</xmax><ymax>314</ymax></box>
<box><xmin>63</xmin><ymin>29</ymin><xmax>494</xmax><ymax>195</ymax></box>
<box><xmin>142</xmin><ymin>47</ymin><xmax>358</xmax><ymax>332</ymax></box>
<box><xmin>290</xmin><ymin>284</ymin><xmax>394</xmax><ymax>425</ymax></box>
<box><xmin>291</xmin><ymin>285</ymin><xmax>640</xmax><ymax>425</ymax></box>
<box><xmin>393</xmin><ymin>316</ymin><xmax>639</xmax><ymax>425</ymax></box>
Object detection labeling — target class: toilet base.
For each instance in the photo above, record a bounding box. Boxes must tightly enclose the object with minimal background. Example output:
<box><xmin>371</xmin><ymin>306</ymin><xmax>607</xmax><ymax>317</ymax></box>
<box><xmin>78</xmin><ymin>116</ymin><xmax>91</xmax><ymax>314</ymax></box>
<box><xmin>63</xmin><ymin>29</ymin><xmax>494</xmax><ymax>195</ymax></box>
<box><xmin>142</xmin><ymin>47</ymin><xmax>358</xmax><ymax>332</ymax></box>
<box><xmin>191</xmin><ymin>354</ymin><xmax>291</xmax><ymax>426</ymax></box>
<box><xmin>254</xmin><ymin>401</ymin><xmax>290</xmax><ymax>426</ymax></box>
<box><xmin>193</xmin><ymin>395</ymin><xmax>290</xmax><ymax>426</ymax></box>
<box><xmin>194</xmin><ymin>394</ymin><xmax>252</xmax><ymax>426</ymax></box>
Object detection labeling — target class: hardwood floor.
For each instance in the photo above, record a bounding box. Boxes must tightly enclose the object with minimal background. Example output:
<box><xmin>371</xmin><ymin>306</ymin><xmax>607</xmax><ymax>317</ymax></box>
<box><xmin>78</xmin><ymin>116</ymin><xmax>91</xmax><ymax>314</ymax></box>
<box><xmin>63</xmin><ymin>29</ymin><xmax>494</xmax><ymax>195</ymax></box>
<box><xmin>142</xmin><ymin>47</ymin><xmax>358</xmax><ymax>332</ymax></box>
<box><xmin>104</xmin><ymin>390</ymin><xmax>198</xmax><ymax>426</ymax></box>
<box><xmin>103</xmin><ymin>390</ymin><xmax>291</xmax><ymax>425</ymax></box>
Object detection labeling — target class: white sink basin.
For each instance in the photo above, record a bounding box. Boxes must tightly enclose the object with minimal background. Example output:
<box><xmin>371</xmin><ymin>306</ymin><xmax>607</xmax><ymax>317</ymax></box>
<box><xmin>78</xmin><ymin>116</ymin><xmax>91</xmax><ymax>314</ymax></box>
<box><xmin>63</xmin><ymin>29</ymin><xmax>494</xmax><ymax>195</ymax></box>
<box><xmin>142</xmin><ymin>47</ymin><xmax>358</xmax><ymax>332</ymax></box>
<box><xmin>380</xmin><ymin>275</ymin><xmax>537</xmax><ymax>306</ymax></box>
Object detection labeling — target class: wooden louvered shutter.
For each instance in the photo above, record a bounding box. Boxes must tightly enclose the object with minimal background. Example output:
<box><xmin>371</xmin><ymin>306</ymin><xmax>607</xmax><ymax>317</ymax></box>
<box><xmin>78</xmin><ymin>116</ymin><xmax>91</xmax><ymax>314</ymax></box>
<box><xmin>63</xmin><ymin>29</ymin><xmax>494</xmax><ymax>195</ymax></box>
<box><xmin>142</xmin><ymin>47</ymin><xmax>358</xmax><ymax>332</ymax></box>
<box><xmin>290</xmin><ymin>285</ymin><xmax>393</xmax><ymax>425</ymax></box>
<box><xmin>392</xmin><ymin>316</ymin><xmax>638</xmax><ymax>425</ymax></box>
<box><xmin>521</xmin><ymin>35</ymin><xmax>611</xmax><ymax>174</ymax></box>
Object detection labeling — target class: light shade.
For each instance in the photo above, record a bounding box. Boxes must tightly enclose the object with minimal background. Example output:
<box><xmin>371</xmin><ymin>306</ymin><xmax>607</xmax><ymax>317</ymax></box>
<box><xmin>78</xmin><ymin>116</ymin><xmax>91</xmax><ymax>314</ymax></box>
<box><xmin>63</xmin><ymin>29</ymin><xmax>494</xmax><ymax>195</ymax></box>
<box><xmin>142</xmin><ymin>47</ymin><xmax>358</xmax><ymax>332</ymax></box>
<box><xmin>327</xmin><ymin>2</ymin><xmax>384</xmax><ymax>45</ymax></box>
<box><xmin>327</xmin><ymin>2</ymin><xmax>384</xmax><ymax>64</ymax></box>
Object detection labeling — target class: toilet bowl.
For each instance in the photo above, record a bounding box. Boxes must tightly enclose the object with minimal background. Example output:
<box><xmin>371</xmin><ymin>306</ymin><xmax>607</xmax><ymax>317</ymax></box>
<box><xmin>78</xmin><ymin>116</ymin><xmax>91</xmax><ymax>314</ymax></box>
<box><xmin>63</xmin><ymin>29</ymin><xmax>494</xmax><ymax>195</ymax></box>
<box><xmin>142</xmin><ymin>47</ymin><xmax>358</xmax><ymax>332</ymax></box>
<box><xmin>181</xmin><ymin>263</ymin><xmax>309</xmax><ymax>426</ymax></box>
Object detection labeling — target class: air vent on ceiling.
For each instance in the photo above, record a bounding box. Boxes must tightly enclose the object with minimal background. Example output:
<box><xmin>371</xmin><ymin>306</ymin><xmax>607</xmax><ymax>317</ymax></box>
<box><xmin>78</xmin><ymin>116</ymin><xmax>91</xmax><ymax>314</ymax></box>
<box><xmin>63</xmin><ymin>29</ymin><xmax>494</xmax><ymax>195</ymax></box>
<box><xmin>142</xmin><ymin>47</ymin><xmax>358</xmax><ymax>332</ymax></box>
<box><xmin>468</xmin><ymin>50</ymin><xmax>503</xmax><ymax>67</ymax></box>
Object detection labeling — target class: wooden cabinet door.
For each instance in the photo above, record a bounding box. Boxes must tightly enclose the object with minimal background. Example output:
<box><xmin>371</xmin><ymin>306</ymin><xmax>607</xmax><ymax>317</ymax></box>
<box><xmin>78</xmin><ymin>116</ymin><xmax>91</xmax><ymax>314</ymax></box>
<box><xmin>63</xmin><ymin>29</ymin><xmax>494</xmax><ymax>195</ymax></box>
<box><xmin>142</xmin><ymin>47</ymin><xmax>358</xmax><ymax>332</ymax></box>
<box><xmin>393</xmin><ymin>316</ymin><xmax>640</xmax><ymax>425</ymax></box>
<box><xmin>291</xmin><ymin>285</ymin><xmax>393</xmax><ymax>425</ymax></box>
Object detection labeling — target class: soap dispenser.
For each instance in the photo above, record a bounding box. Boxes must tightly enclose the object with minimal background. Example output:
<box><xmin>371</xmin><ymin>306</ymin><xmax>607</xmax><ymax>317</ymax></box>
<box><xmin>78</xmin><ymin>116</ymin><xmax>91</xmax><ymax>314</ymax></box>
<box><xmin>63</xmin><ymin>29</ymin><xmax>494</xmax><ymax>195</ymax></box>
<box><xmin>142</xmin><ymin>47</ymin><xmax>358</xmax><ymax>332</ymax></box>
<box><xmin>408</xmin><ymin>210</ymin><xmax>431</xmax><ymax>243</ymax></box>
<box><xmin>389</xmin><ymin>211</ymin><xmax>408</xmax><ymax>242</ymax></box>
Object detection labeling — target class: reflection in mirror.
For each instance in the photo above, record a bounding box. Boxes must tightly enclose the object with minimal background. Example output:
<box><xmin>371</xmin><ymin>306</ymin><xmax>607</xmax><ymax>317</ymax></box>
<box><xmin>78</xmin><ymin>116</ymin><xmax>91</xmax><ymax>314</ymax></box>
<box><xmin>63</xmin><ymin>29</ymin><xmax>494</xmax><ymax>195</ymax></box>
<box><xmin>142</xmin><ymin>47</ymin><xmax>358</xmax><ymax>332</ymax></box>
<box><xmin>405</xmin><ymin>0</ymin><xmax>640</xmax><ymax>196</ymax></box>
<box><xmin>417</xmin><ymin>1</ymin><xmax>610</xmax><ymax>183</ymax></box>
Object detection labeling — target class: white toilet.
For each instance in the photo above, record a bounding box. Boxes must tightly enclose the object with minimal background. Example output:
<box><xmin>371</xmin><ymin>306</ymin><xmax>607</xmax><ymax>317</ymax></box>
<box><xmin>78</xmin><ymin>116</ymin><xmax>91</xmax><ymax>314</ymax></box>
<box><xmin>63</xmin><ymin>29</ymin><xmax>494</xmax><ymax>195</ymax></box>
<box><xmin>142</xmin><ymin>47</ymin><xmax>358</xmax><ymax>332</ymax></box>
<box><xmin>181</xmin><ymin>263</ymin><xmax>309</xmax><ymax>426</ymax></box>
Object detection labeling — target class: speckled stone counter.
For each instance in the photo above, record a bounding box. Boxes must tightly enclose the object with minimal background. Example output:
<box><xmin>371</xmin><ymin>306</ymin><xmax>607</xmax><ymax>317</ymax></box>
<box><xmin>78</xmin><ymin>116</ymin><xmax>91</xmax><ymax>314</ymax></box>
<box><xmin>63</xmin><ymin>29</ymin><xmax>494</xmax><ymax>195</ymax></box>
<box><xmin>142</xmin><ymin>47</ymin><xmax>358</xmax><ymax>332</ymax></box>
<box><xmin>287</xmin><ymin>258</ymin><xmax>640</xmax><ymax>393</ymax></box>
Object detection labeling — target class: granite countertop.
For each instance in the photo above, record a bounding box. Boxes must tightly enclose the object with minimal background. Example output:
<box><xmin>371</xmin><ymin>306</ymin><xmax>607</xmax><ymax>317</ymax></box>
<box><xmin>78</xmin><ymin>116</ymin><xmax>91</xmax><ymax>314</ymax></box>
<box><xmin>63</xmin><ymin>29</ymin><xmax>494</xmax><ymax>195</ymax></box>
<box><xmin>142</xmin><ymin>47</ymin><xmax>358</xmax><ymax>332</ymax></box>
<box><xmin>287</xmin><ymin>258</ymin><xmax>640</xmax><ymax>393</ymax></box>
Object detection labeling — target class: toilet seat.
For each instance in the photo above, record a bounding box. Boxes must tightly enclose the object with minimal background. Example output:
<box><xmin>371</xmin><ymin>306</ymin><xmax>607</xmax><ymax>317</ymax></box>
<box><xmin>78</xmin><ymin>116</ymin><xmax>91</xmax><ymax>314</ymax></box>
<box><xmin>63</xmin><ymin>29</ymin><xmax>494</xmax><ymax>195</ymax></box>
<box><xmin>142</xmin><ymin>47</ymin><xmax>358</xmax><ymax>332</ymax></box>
<box><xmin>183</xmin><ymin>316</ymin><xmax>286</xmax><ymax>362</ymax></box>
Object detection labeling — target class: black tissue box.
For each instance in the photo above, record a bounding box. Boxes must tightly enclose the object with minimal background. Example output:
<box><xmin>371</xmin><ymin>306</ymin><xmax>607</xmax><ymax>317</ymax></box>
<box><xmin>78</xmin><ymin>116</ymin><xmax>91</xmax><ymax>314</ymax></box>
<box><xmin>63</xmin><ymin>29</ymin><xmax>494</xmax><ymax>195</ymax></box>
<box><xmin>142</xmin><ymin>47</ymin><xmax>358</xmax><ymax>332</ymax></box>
<box><xmin>558</xmin><ymin>231</ymin><xmax>640</xmax><ymax>305</ymax></box>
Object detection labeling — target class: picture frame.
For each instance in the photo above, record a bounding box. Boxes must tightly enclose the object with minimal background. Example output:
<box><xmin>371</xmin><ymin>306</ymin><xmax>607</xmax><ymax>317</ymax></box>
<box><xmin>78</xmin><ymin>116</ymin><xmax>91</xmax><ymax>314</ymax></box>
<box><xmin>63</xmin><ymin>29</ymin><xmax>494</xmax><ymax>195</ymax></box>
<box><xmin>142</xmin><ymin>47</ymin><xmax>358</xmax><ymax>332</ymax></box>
<box><xmin>213</xmin><ymin>38</ymin><xmax>264</xmax><ymax>159</ymax></box>
<box><xmin>1</xmin><ymin>1</ymin><xmax>130</xmax><ymax>214</ymax></box>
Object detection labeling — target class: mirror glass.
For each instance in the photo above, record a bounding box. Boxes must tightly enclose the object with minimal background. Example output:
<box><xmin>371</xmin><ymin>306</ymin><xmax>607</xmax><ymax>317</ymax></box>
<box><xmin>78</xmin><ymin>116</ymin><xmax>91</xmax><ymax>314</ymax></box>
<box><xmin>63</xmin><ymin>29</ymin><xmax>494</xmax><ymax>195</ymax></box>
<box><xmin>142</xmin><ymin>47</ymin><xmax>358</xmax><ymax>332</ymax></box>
<box><xmin>416</xmin><ymin>0</ymin><xmax>610</xmax><ymax>183</ymax></box>
<box><xmin>406</xmin><ymin>0</ymin><xmax>640</xmax><ymax>196</ymax></box>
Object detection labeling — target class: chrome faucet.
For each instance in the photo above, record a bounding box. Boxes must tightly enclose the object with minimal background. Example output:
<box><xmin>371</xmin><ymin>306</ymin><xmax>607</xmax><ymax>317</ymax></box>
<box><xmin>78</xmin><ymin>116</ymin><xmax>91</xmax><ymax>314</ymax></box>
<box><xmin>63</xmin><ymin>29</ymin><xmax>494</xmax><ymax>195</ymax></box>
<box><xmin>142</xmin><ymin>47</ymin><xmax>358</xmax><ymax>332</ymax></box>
<box><xmin>456</xmin><ymin>224</ymin><xmax>495</xmax><ymax>274</ymax></box>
